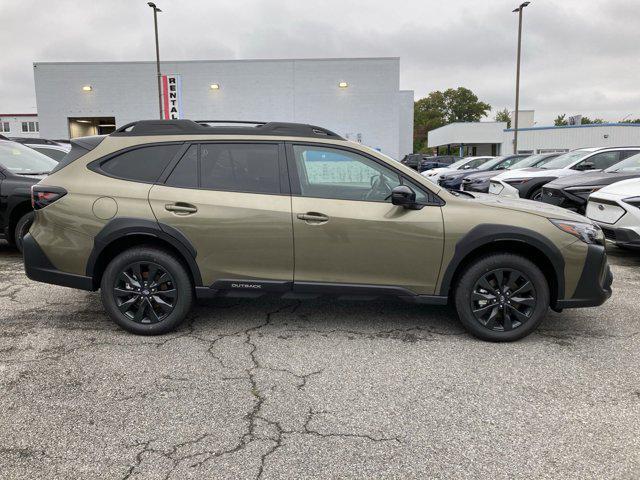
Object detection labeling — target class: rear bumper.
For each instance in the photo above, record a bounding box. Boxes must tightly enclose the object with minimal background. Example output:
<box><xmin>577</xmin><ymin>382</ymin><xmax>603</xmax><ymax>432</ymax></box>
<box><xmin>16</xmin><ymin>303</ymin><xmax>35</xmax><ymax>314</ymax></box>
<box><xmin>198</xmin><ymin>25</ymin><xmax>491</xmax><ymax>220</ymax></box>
<box><xmin>555</xmin><ymin>244</ymin><xmax>612</xmax><ymax>309</ymax></box>
<box><xmin>23</xmin><ymin>233</ymin><xmax>95</xmax><ymax>291</ymax></box>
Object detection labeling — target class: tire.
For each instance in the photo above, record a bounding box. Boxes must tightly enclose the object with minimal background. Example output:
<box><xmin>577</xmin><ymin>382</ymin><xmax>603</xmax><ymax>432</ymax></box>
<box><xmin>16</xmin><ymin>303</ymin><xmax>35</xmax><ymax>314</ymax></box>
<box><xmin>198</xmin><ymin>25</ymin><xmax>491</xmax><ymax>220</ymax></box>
<box><xmin>528</xmin><ymin>188</ymin><xmax>543</xmax><ymax>201</ymax></box>
<box><xmin>454</xmin><ymin>253</ymin><xmax>550</xmax><ymax>342</ymax></box>
<box><xmin>100</xmin><ymin>246</ymin><xmax>193</xmax><ymax>335</ymax></box>
<box><xmin>14</xmin><ymin>212</ymin><xmax>34</xmax><ymax>253</ymax></box>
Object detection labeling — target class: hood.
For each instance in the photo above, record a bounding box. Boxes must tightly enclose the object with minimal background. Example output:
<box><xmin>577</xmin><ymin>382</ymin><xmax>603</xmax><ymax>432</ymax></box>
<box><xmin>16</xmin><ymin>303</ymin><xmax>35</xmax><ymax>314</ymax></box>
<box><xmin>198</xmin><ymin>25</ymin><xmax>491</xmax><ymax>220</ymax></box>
<box><xmin>470</xmin><ymin>192</ymin><xmax>589</xmax><ymax>222</ymax></box>
<box><xmin>493</xmin><ymin>167</ymin><xmax>589</xmax><ymax>181</ymax></box>
<box><xmin>422</xmin><ymin>167</ymin><xmax>448</xmax><ymax>176</ymax></box>
<box><xmin>546</xmin><ymin>171</ymin><xmax>640</xmax><ymax>189</ymax></box>
<box><xmin>463</xmin><ymin>170</ymin><xmax>501</xmax><ymax>182</ymax></box>
<box><xmin>596</xmin><ymin>177</ymin><xmax>640</xmax><ymax>196</ymax></box>
<box><xmin>441</xmin><ymin>168</ymin><xmax>482</xmax><ymax>181</ymax></box>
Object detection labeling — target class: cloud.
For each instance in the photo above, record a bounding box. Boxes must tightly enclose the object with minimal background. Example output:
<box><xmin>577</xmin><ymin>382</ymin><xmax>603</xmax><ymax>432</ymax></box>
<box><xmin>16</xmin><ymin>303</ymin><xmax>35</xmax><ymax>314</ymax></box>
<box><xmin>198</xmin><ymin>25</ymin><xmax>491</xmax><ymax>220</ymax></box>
<box><xmin>1</xmin><ymin>0</ymin><xmax>639</xmax><ymax>124</ymax></box>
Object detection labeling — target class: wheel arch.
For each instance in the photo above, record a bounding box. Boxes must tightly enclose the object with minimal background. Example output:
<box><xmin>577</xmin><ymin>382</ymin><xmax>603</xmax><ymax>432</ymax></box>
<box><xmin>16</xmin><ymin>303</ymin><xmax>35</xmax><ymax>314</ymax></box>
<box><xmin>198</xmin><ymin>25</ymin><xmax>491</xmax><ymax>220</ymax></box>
<box><xmin>86</xmin><ymin>218</ymin><xmax>202</xmax><ymax>290</ymax></box>
<box><xmin>8</xmin><ymin>199</ymin><xmax>33</xmax><ymax>242</ymax></box>
<box><xmin>439</xmin><ymin>225</ymin><xmax>564</xmax><ymax>307</ymax></box>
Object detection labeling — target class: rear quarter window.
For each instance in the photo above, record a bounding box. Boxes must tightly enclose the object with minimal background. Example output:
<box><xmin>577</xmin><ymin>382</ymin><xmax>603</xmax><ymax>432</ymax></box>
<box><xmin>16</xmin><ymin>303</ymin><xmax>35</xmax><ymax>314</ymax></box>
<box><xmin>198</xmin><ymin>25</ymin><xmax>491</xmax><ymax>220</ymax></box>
<box><xmin>95</xmin><ymin>143</ymin><xmax>182</xmax><ymax>182</ymax></box>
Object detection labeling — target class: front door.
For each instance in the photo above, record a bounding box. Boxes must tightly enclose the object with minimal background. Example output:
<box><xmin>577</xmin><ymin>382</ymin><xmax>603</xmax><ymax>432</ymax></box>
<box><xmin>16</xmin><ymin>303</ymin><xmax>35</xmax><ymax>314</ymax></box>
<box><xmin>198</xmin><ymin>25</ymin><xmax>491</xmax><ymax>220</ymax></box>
<box><xmin>287</xmin><ymin>143</ymin><xmax>444</xmax><ymax>295</ymax></box>
<box><xmin>149</xmin><ymin>142</ymin><xmax>294</xmax><ymax>287</ymax></box>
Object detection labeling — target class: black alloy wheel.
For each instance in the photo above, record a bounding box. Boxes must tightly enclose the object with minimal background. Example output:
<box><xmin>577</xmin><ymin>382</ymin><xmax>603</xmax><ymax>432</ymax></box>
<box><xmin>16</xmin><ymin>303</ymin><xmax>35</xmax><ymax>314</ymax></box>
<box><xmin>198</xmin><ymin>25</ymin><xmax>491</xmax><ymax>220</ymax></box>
<box><xmin>530</xmin><ymin>188</ymin><xmax>543</xmax><ymax>201</ymax></box>
<box><xmin>470</xmin><ymin>268</ymin><xmax>536</xmax><ymax>332</ymax></box>
<box><xmin>114</xmin><ymin>261</ymin><xmax>177</xmax><ymax>324</ymax></box>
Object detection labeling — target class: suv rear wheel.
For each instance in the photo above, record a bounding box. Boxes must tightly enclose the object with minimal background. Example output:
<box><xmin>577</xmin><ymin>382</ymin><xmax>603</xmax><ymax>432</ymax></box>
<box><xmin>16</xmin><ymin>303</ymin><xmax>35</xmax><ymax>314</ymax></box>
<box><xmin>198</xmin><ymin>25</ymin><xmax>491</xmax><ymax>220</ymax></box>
<box><xmin>454</xmin><ymin>253</ymin><xmax>549</xmax><ymax>341</ymax></box>
<box><xmin>100</xmin><ymin>247</ymin><xmax>193</xmax><ymax>335</ymax></box>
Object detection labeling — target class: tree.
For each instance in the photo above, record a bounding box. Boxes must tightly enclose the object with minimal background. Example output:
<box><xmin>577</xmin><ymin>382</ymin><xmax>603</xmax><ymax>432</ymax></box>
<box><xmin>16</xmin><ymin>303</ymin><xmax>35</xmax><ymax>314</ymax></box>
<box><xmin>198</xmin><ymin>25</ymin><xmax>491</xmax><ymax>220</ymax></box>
<box><xmin>581</xmin><ymin>117</ymin><xmax>605</xmax><ymax>124</ymax></box>
<box><xmin>621</xmin><ymin>118</ymin><xmax>640</xmax><ymax>124</ymax></box>
<box><xmin>413</xmin><ymin>87</ymin><xmax>491</xmax><ymax>152</ymax></box>
<box><xmin>494</xmin><ymin>108</ymin><xmax>511</xmax><ymax>128</ymax></box>
<box><xmin>554</xmin><ymin>114</ymin><xmax>568</xmax><ymax>126</ymax></box>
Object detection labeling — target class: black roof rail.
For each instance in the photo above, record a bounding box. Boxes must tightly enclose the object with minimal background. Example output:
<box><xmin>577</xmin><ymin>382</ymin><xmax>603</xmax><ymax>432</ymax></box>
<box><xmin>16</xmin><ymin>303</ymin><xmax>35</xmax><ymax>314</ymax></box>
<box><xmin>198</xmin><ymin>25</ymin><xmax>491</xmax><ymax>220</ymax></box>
<box><xmin>111</xmin><ymin>119</ymin><xmax>344</xmax><ymax>140</ymax></box>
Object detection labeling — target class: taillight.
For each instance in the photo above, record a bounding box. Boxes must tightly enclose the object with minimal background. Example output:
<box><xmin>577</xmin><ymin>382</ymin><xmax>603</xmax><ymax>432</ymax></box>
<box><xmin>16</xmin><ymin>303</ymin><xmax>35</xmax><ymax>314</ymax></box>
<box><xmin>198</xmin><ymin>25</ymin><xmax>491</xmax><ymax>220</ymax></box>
<box><xmin>31</xmin><ymin>185</ymin><xmax>67</xmax><ymax>210</ymax></box>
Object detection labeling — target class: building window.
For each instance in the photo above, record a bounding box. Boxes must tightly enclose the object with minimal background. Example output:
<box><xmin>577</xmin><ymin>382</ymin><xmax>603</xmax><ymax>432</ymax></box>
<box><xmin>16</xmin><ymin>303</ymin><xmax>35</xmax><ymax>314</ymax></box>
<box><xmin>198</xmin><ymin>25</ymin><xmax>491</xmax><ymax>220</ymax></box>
<box><xmin>21</xmin><ymin>121</ymin><xmax>38</xmax><ymax>133</ymax></box>
<box><xmin>0</xmin><ymin>122</ymin><xmax>9</xmax><ymax>133</ymax></box>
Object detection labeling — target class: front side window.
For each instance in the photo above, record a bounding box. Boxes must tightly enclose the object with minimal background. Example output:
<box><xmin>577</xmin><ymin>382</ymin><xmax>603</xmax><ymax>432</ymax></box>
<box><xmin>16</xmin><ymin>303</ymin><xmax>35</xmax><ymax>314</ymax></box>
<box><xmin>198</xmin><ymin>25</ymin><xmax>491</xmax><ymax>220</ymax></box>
<box><xmin>576</xmin><ymin>151</ymin><xmax>619</xmax><ymax>170</ymax></box>
<box><xmin>605</xmin><ymin>153</ymin><xmax>640</xmax><ymax>173</ymax></box>
<box><xmin>292</xmin><ymin>145</ymin><xmax>401</xmax><ymax>202</ymax></box>
<box><xmin>98</xmin><ymin>143</ymin><xmax>181</xmax><ymax>182</ymax></box>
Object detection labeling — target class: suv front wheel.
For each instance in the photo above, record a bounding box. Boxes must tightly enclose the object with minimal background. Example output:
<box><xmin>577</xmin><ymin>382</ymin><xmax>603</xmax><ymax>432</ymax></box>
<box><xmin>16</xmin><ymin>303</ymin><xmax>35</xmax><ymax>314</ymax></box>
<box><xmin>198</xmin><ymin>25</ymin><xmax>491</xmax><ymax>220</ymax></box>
<box><xmin>454</xmin><ymin>253</ymin><xmax>550</xmax><ymax>341</ymax></box>
<box><xmin>100</xmin><ymin>246</ymin><xmax>193</xmax><ymax>335</ymax></box>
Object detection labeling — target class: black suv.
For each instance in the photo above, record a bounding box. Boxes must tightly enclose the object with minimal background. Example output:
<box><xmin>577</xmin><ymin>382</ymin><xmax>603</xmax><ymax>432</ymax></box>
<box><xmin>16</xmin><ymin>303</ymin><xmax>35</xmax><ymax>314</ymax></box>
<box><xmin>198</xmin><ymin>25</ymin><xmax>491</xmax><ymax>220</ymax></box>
<box><xmin>0</xmin><ymin>138</ymin><xmax>57</xmax><ymax>251</ymax></box>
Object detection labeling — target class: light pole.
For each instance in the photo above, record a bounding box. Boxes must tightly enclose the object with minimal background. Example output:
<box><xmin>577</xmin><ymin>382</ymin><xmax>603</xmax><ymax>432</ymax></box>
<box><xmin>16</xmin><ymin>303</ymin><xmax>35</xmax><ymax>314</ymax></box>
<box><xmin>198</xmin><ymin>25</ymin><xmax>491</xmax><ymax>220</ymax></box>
<box><xmin>148</xmin><ymin>2</ymin><xmax>163</xmax><ymax>119</ymax></box>
<box><xmin>512</xmin><ymin>1</ymin><xmax>530</xmax><ymax>154</ymax></box>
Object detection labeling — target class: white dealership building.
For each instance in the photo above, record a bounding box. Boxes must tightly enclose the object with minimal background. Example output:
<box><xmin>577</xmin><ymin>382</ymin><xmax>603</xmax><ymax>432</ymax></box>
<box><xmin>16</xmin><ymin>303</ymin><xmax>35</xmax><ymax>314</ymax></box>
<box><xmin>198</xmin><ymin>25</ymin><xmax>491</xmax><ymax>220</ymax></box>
<box><xmin>33</xmin><ymin>57</ymin><xmax>414</xmax><ymax>160</ymax></box>
<box><xmin>428</xmin><ymin>111</ymin><xmax>640</xmax><ymax>156</ymax></box>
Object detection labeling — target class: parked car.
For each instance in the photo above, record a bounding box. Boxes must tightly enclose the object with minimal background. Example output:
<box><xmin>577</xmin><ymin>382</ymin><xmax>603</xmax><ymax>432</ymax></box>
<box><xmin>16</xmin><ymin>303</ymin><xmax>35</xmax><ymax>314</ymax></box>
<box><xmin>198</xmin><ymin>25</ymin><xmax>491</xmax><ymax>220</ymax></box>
<box><xmin>461</xmin><ymin>153</ymin><xmax>561</xmax><ymax>193</ymax></box>
<box><xmin>439</xmin><ymin>154</ymin><xmax>530</xmax><ymax>190</ymax></box>
<box><xmin>490</xmin><ymin>147</ymin><xmax>640</xmax><ymax>201</ymax></box>
<box><xmin>586</xmin><ymin>178</ymin><xmax>640</xmax><ymax>250</ymax></box>
<box><xmin>422</xmin><ymin>156</ymin><xmax>494</xmax><ymax>183</ymax></box>
<box><xmin>0</xmin><ymin>138</ymin><xmax>57</xmax><ymax>251</ymax></box>
<box><xmin>539</xmin><ymin>153</ymin><xmax>640</xmax><ymax>213</ymax></box>
<box><xmin>417</xmin><ymin>155</ymin><xmax>461</xmax><ymax>172</ymax></box>
<box><xmin>10</xmin><ymin>137</ymin><xmax>71</xmax><ymax>161</ymax></box>
<box><xmin>24</xmin><ymin>119</ymin><xmax>611</xmax><ymax>342</ymax></box>
<box><xmin>400</xmin><ymin>154</ymin><xmax>460</xmax><ymax>172</ymax></box>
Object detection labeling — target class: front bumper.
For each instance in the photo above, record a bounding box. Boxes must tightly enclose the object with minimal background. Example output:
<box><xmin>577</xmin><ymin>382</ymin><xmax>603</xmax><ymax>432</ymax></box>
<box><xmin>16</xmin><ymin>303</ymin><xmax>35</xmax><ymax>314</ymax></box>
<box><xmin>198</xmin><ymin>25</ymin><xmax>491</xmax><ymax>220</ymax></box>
<box><xmin>599</xmin><ymin>225</ymin><xmax>640</xmax><ymax>250</ymax></box>
<box><xmin>541</xmin><ymin>186</ymin><xmax>584</xmax><ymax>211</ymax></box>
<box><xmin>23</xmin><ymin>233</ymin><xmax>95</xmax><ymax>291</ymax></box>
<box><xmin>461</xmin><ymin>181</ymin><xmax>490</xmax><ymax>193</ymax></box>
<box><xmin>489</xmin><ymin>180</ymin><xmax>521</xmax><ymax>198</ymax></box>
<box><xmin>555</xmin><ymin>244</ymin><xmax>612</xmax><ymax>309</ymax></box>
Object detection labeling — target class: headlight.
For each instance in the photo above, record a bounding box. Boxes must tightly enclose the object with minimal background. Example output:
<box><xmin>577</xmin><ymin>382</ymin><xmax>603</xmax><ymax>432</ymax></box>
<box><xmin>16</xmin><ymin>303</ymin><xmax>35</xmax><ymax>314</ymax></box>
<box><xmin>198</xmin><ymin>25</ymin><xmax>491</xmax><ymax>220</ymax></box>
<box><xmin>622</xmin><ymin>196</ymin><xmax>640</xmax><ymax>209</ymax></box>
<box><xmin>549</xmin><ymin>219</ymin><xmax>604</xmax><ymax>245</ymax></box>
<box><xmin>505</xmin><ymin>178</ymin><xmax>532</xmax><ymax>185</ymax></box>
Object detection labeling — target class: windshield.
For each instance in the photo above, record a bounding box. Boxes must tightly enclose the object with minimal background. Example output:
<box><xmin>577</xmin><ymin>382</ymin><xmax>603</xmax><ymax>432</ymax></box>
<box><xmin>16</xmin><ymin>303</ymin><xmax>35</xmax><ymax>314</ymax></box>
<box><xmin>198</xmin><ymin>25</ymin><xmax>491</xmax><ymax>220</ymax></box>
<box><xmin>540</xmin><ymin>150</ymin><xmax>592</xmax><ymax>170</ymax></box>
<box><xmin>0</xmin><ymin>141</ymin><xmax>57</xmax><ymax>174</ymax></box>
<box><xmin>460</xmin><ymin>157</ymin><xmax>493</xmax><ymax>170</ymax></box>
<box><xmin>605</xmin><ymin>153</ymin><xmax>640</xmax><ymax>173</ymax></box>
<box><xmin>477</xmin><ymin>156</ymin><xmax>506</xmax><ymax>171</ymax></box>
<box><xmin>507</xmin><ymin>153</ymin><xmax>555</xmax><ymax>169</ymax></box>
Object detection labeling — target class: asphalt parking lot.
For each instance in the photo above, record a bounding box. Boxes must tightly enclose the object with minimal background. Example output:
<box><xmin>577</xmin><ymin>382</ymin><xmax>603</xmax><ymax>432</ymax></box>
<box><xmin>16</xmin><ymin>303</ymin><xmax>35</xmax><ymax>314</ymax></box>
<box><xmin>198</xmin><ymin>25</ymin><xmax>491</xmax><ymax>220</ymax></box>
<box><xmin>0</xmin><ymin>242</ymin><xmax>638</xmax><ymax>479</ymax></box>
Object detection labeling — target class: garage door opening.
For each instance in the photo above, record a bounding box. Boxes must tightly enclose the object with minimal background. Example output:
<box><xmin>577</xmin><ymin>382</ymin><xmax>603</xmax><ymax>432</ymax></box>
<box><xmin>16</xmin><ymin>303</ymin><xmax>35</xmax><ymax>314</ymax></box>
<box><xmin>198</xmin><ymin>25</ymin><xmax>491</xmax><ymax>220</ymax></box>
<box><xmin>68</xmin><ymin>117</ymin><xmax>116</xmax><ymax>138</ymax></box>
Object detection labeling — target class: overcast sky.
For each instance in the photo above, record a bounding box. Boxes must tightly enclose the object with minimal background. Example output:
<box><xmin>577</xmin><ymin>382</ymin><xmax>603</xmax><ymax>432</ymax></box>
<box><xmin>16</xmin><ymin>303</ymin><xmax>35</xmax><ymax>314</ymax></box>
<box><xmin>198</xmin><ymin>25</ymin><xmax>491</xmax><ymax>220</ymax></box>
<box><xmin>1</xmin><ymin>0</ymin><xmax>639</xmax><ymax>125</ymax></box>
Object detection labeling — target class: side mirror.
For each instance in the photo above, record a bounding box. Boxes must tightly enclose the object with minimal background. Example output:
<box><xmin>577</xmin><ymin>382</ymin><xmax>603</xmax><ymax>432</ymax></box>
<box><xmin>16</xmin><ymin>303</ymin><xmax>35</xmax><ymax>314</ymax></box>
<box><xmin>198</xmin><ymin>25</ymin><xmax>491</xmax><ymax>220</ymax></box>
<box><xmin>391</xmin><ymin>185</ymin><xmax>417</xmax><ymax>208</ymax></box>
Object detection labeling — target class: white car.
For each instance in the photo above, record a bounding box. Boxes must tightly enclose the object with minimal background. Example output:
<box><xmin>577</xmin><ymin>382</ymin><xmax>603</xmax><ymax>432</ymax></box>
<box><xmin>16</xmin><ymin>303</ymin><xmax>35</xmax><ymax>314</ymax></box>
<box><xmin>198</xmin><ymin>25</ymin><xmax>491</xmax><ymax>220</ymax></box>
<box><xmin>586</xmin><ymin>178</ymin><xmax>640</xmax><ymax>250</ymax></box>
<box><xmin>488</xmin><ymin>147</ymin><xmax>640</xmax><ymax>201</ymax></box>
<box><xmin>421</xmin><ymin>156</ymin><xmax>494</xmax><ymax>183</ymax></box>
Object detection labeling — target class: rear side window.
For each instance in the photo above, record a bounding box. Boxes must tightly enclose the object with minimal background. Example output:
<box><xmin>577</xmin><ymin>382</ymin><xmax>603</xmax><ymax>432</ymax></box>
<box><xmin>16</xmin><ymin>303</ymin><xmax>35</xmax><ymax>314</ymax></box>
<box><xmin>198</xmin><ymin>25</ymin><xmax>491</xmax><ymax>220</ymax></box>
<box><xmin>200</xmin><ymin>143</ymin><xmax>280</xmax><ymax>193</ymax></box>
<box><xmin>164</xmin><ymin>143</ymin><xmax>281</xmax><ymax>194</ymax></box>
<box><xmin>167</xmin><ymin>144</ymin><xmax>198</xmax><ymax>188</ymax></box>
<box><xmin>99</xmin><ymin>144</ymin><xmax>181</xmax><ymax>182</ymax></box>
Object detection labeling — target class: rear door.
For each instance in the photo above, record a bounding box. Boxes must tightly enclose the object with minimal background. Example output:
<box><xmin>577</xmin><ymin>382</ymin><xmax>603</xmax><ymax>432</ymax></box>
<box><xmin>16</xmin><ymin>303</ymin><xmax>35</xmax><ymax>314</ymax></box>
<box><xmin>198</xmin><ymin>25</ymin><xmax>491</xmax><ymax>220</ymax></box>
<box><xmin>287</xmin><ymin>143</ymin><xmax>444</xmax><ymax>295</ymax></box>
<box><xmin>149</xmin><ymin>142</ymin><xmax>294</xmax><ymax>287</ymax></box>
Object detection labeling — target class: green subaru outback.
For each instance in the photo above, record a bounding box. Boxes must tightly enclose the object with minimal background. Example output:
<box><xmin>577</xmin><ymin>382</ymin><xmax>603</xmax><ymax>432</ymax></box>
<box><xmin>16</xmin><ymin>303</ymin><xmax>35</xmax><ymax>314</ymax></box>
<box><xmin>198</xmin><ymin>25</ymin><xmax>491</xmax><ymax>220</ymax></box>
<box><xmin>23</xmin><ymin>120</ymin><xmax>612</xmax><ymax>341</ymax></box>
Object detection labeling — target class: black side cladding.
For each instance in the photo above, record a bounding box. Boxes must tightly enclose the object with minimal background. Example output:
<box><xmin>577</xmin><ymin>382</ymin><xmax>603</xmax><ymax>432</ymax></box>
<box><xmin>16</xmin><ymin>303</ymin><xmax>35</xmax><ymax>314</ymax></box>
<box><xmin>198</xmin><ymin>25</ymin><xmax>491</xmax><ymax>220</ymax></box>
<box><xmin>51</xmin><ymin>135</ymin><xmax>106</xmax><ymax>173</ymax></box>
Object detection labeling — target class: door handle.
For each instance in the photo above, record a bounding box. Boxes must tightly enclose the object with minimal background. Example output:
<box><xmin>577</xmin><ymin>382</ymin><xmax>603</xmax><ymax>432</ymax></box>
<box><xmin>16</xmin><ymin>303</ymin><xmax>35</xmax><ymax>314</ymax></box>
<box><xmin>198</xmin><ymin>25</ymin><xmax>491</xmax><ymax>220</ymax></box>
<box><xmin>165</xmin><ymin>203</ymin><xmax>198</xmax><ymax>214</ymax></box>
<box><xmin>297</xmin><ymin>212</ymin><xmax>329</xmax><ymax>223</ymax></box>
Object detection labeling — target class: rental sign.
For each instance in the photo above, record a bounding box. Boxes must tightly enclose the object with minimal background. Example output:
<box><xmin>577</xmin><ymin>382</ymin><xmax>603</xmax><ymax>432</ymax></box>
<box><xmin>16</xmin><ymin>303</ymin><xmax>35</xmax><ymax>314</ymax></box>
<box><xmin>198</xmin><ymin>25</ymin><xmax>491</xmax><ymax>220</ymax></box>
<box><xmin>161</xmin><ymin>74</ymin><xmax>183</xmax><ymax>119</ymax></box>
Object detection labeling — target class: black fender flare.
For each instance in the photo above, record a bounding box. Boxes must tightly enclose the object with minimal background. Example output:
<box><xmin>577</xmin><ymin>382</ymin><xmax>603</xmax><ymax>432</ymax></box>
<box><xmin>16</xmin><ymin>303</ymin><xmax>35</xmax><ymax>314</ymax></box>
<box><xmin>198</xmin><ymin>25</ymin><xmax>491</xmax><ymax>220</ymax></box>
<box><xmin>85</xmin><ymin>217</ymin><xmax>203</xmax><ymax>286</ymax></box>
<box><xmin>516</xmin><ymin>177</ymin><xmax>558</xmax><ymax>199</ymax></box>
<box><xmin>437</xmin><ymin>224</ymin><xmax>565</xmax><ymax>300</ymax></box>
